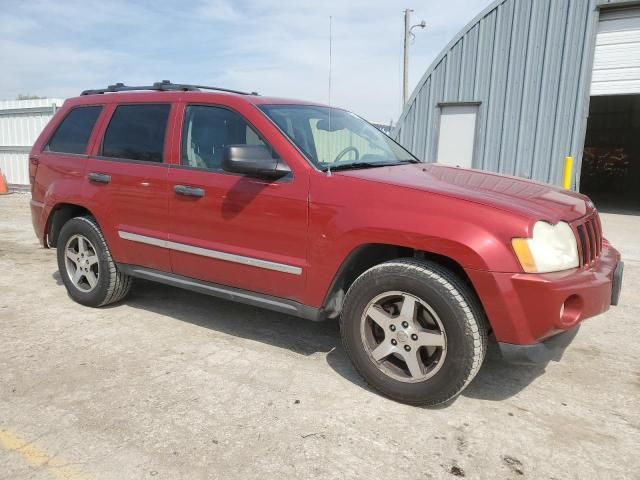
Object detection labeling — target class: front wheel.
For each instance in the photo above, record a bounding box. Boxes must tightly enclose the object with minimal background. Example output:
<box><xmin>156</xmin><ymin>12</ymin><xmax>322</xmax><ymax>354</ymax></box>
<box><xmin>340</xmin><ymin>259</ymin><xmax>487</xmax><ymax>406</ymax></box>
<box><xmin>56</xmin><ymin>216</ymin><xmax>132</xmax><ymax>307</ymax></box>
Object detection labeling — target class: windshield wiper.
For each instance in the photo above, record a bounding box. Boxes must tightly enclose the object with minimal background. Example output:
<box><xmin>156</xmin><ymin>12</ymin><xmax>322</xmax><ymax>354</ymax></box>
<box><xmin>323</xmin><ymin>162</ymin><xmax>393</xmax><ymax>172</ymax></box>
<box><xmin>323</xmin><ymin>159</ymin><xmax>421</xmax><ymax>172</ymax></box>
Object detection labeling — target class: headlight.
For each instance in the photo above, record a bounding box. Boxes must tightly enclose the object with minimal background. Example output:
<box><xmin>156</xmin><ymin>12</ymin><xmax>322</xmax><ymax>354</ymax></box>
<box><xmin>511</xmin><ymin>221</ymin><xmax>579</xmax><ymax>273</ymax></box>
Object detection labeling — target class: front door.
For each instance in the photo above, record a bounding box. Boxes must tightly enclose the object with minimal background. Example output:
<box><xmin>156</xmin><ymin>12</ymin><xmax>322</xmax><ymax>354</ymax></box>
<box><xmin>167</xmin><ymin>104</ymin><xmax>308</xmax><ymax>301</ymax></box>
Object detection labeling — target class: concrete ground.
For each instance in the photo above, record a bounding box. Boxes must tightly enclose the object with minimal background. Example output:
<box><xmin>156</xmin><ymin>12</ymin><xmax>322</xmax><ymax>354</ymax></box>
<box><xmin>0</xmin><ymin>193</ymin><xmax>638</xmax><ymax>480</ymax></box>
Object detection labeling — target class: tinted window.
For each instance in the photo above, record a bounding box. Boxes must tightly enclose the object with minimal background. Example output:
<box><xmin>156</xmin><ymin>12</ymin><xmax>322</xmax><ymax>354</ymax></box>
<box><xmin>102</xmin><ymin>104</ymin><xmax>170</xmax><ymax>162</ymax></box>
<box><xmin>182</xmin><ymin>105</ymin><xmax>272</xmax><ymax>170</ymax></box>
<box><xmin>46</xmin><ymin>106</ymin><xmax>102</xmax><ymax>154</ymax></box>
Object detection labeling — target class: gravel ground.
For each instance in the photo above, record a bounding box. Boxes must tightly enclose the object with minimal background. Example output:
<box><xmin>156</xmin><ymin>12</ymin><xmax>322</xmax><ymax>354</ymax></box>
<box><xmin>0</xmin><ymin>192</ymin><xmax>638</xmax><ymax>480</ymax></box>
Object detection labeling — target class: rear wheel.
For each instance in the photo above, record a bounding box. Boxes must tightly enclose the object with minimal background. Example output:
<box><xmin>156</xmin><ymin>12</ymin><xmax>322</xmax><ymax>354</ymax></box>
<box><xmin>340</xmin><ymin>259</ymin><xmax>487</xmax><ymax>406</ymax></box>
<box><xmin>57</xmin><ymin>216</ymin><xmax>132</xmax><ymax>307</ymax></box>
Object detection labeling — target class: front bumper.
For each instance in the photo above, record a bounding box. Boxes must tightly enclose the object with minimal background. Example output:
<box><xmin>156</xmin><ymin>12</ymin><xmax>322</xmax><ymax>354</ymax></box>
<box><xmin>466</xmin><ymin>242</ymin><xmax>623</xmax><ymax>358</ymax></box>
<box><xmin>611</xmin><ymin>260</ymin><xmax>624</xmax><ymax>306</ymax></box>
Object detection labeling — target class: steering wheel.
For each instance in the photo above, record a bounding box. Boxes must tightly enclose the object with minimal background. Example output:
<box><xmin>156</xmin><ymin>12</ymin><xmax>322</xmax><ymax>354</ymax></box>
<box><xmin>334</xmin><ymin>146</ymin><xmax>359</xmax><ymax>163</ymax></box>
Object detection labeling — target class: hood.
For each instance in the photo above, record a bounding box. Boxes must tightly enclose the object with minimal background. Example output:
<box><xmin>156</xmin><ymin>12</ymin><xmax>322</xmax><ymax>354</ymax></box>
<box><xmin>337</xmin><ymin>164</ymin><xmax>592</xmax><ymax>223</ymax></box>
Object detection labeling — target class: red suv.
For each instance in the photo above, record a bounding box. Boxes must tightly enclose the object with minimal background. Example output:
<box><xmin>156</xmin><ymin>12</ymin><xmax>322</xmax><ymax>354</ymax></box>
<box><xmin>29</xmin><ymin>81</ymin><xmax>624</xmax><ymax>405</ymax></box>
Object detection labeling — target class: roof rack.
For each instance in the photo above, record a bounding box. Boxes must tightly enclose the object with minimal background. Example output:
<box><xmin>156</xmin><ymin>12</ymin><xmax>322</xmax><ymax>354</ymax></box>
<box><xmin>80</xmin><ymin>80</ymin><xmax>258</xmax><ymax>96</ymax></box>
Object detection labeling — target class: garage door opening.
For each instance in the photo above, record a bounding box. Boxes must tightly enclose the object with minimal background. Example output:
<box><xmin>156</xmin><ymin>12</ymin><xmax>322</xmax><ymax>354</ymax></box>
<box><xmin>581</xmin><ymin>95</ymin><xmax>640</xmax><ymax>213</ymax></box>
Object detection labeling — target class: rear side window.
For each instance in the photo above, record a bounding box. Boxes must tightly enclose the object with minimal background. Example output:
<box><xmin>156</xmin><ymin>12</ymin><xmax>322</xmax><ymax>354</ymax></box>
<box><xmin>46</xmin><ymin>106</ymin><xmax>102</xmax><ymax>154</ymax></box>
<box><xmin>102</xmin><ymin>104</ymin><xmax>170</xmax><ymax>162</ymax></box>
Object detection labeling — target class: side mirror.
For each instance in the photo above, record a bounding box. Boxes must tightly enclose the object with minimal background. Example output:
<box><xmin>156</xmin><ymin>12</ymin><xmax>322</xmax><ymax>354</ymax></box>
<box><xmin>222</xmin><ymin>145</ymin><xmax>290</xmax><ymax>179</ymax></box>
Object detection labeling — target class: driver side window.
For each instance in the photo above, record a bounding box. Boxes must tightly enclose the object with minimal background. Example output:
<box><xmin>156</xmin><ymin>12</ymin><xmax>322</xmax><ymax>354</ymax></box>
<box><xmin>181</xmin><ymin>105</ymin><xmax>272</xmax><ymax>171</ymax></box>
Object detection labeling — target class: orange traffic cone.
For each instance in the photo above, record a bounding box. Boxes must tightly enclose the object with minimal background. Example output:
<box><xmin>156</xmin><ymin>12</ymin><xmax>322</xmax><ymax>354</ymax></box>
<box><xmin>0</xmin><ymin>168</ymin><xmax>8</xmax><ymax>195</ymax></box>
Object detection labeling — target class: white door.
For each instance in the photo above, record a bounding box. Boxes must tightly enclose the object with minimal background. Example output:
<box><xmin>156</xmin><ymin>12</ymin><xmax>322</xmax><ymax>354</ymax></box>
<box><xmin>436</xmin><ymin>104</ymin><xmax>478</xmax><ymax>169</ymax></box>
<box><xmin>592</xmin><ymin>7</ymin><xmax>640</xmax><ymax>96</ymax></box>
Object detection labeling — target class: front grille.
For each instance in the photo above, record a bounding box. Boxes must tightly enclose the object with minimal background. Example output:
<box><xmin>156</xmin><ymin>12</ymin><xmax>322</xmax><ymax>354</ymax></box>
<box><xmin>573</xmin><ymin>212</ymin><xmax>602</xmax><ymax>266</ymax></box>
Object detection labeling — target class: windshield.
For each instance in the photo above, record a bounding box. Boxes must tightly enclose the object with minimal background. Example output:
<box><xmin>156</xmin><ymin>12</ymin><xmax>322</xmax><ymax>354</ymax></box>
<box><xmin>260</xmin><ymin>105</ymin><xmax>419</xmax><ymax>170</ymax></box>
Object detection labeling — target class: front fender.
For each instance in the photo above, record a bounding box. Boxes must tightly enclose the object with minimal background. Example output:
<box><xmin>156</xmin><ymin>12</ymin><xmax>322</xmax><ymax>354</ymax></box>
<box><xmin>304</xmin><ymin>174</ymin><xmax>529</xmax><ymax>307</ymax></box>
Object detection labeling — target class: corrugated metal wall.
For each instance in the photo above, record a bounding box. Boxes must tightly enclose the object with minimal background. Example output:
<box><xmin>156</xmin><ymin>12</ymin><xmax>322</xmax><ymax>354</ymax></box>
<box><xmin>0</xmin><ymin>98</ymin><xmax>64</xmax><ymax>188</ymax></box>
<box><xmin>393</xmin><ymin>0</ymin><xmax>622</xmax><ymax>188</ymax></box>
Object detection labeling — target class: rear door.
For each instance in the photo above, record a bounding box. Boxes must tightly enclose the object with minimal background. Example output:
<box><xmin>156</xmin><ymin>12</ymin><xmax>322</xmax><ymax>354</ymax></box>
<box><xmin>166</xmin><ymin>103</ymin><xmax>308</xmax><ymax>301</ymax></box>
<box><xmin>84</xmin><ymin>103</ymin><xmax>174</xmax><ymax>271</ymax></box>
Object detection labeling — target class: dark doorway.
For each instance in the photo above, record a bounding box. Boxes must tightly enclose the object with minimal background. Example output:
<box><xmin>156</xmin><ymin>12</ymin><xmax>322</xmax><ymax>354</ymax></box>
<box><xmin>581</xmin><ymin>95</ymin><xmax>640</xmax><ymax>213</ymax></box>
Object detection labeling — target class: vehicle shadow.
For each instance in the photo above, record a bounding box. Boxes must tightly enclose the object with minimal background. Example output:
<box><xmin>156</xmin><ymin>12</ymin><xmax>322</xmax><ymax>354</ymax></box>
<box><xmin>51</xmin><ymin>273</ymin><xmax>547</xmax><ymax>404</ymax></box>
<box><xmin>460</xmin><ymin>343</ymin><xmax>547</xmax><ymax>402</ymax></box>
<box><xmin>324</xmin><ymin>340</ymin><xmax>547</xmax><ymax>406</ymax></box>
<box><xmin>114</xmin><ymin>277</ymin><xmax>339</xmax><ymax>357</ymax></box>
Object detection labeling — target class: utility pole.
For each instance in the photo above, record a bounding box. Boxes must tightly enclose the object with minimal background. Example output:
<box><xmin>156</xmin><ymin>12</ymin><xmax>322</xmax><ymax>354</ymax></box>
<box><xmin>403</xmin><ymin>9</ymin><xmax>426</xmax><ymax>106</ymax></box>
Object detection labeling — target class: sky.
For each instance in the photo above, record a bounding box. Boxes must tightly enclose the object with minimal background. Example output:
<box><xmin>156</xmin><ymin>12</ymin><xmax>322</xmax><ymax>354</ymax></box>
<box><xmin>0</xmin><ymin>0</ymin><xmax>492</xmax><ymax>122</ymax></box>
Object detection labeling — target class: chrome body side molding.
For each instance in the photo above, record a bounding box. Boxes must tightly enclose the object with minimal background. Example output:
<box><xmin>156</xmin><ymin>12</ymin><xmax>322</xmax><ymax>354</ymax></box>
<box><xmin>118</xmin><ymin>230</ymin><xmax>302</xmax><ymax>275</ymax></box>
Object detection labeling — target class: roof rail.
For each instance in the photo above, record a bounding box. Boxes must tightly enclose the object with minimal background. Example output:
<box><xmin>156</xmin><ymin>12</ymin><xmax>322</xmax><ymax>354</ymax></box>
<box><xmin>80</xmin><ymin>80</ymin><xmax>258</xmax><ymax>96</ymax></box>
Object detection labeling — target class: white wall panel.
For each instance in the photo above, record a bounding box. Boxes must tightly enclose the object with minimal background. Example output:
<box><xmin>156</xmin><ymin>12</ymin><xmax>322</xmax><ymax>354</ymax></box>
<box><xmin>592</xmin><ymin>8</ymin><xmax>640</xmax><ymax>95</ymax></box>
<box><xmin>0</xmin><ymin>152</ymin><xmax>30</xmax><ymax>186</ymax></box>
<box><xmin>0</xmin><ymin>98</ymin><xmax>63</xmax><ymax>186</ymax></box>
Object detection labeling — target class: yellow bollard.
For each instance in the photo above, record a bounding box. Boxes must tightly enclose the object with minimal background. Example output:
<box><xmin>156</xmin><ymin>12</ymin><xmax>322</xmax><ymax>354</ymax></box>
<box><xmin>562</xmin><ymin>156</ymin><xmax>573</xmax><ymax>190</ymax></box>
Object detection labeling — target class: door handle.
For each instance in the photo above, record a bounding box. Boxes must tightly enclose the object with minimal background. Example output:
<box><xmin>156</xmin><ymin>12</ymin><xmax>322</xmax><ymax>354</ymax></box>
<box><xmin>174</xmin><ymin>185</ymin><xmax>205</xmax><ymax>198</ymax></box>
<box><xmin>87</xmin><ymin>172</ymin><xmax>111</xmax><ymax>184</ymax></box>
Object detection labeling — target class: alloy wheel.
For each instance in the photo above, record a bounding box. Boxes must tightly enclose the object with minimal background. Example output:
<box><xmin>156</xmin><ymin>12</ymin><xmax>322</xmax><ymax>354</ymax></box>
<box><xmin>360</xmin><ymin>291</ymin><xmax>447</xmax><ymax>383</ymax></box>
<box><xmin>64</xmin><ymin>234</ymin><xmax>100</xmax><ymax>292</ymax></box>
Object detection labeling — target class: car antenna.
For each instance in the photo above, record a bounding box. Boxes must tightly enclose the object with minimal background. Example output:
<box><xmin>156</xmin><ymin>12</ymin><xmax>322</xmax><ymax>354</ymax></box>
<box><xmin>327</xmin><ymin>15</ymin><xmax>333</xmax><ymax>177</ymax></box>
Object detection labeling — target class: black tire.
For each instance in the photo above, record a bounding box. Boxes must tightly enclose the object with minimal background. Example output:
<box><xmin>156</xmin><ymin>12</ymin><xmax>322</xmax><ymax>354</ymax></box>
<box><xmin>56</xmin><ymin>216</ymin><xmax>132</xmax><ymax>307</ymax></box>
<box><xmin>340</xmin><ymin>258</ymin><xmax>487</xmax><ymax>406</ymax></box>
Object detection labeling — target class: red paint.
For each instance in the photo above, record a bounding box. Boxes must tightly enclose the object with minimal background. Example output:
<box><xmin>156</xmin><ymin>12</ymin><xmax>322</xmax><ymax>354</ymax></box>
<box><xmin>30</xmin><ymin>90</ymin><xmax>621</xmax><ymax>346</ymax></box>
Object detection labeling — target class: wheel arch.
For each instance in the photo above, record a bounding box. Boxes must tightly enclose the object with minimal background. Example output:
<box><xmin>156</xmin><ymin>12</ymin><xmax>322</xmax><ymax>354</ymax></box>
<box><xmin>320</xmin><ymin>243</ymin><xmax>483</xmax><ymax>322</ymax></box>
<box><xmin>45</xmin><ymin>202</ymin><xmax>96</xmax><ymax>248</ymax></box>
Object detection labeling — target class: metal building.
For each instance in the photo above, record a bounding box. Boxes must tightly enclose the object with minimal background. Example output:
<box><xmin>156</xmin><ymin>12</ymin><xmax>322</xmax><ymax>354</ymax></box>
<box><xmin>0</xmin><ymin>98</ymin><xmax>64</xmax><ymax>190</ymax></box>
<box><xmin>394</xmin><ymin>0</ymin><xmax>640</xmax><ymax>210</ymax></box>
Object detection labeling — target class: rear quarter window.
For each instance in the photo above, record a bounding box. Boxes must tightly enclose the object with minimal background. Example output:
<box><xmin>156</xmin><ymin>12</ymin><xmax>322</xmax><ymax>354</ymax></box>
<box><xmin>45</xmin><ymin>106</ymin><xmax>103</xmax><ymax>154</ymax></box>
<box><xmin>101</xmin><ymin>104</ymin><xmax>171</xmax><ymax>163</ymax></box>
